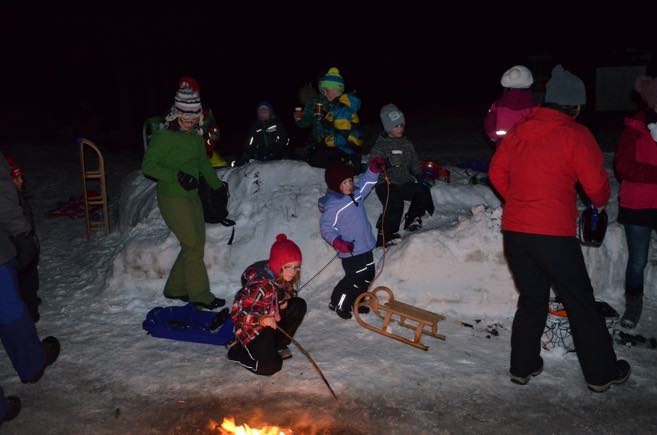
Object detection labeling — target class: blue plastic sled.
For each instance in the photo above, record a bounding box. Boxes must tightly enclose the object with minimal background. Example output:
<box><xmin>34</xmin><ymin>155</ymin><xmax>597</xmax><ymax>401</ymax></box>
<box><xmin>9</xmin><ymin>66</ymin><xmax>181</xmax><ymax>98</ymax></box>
<box><xmin>142</xmin><ymin>303</ymin><xmax>234</xmax><ymax>346</ymax></box>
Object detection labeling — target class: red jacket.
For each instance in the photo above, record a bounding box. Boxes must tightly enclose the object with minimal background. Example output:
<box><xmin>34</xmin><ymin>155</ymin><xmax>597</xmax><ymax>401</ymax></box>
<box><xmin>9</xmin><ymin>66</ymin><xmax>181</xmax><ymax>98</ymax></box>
<box><xmin>615</xmin><ymin>112</ymin><xmax>657</xmax><ymax>210</ymax></box>
<box><xmin>230</xmin><ymin>261</ymin><xmax>282</xmax><ymax>346</ymax></box>
<box><xmin>489</xmin><ymin>107</ymin><xmax>610</xmax><ymax>236</ymax></box>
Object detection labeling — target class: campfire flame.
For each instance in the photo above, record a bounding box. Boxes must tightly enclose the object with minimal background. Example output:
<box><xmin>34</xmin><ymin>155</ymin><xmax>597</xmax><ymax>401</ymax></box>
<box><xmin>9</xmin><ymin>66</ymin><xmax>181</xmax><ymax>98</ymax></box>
<box><xmin>209</xmin><ymin>417</ymin><xmax>293</xmax><ymax>435</ymax></box>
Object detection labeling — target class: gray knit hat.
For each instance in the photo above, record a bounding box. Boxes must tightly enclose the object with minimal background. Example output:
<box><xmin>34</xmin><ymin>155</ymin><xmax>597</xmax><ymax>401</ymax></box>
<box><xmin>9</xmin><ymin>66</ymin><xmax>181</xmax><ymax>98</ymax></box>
<box><xmin>545</xmin><ymin>65</ymin><xmax>586</xmax><ymax>106</ymax></box>
<box><xmin>380</xmin><ymin>104</ymin><xmax>405</xmax><ymax>132</ymax></box>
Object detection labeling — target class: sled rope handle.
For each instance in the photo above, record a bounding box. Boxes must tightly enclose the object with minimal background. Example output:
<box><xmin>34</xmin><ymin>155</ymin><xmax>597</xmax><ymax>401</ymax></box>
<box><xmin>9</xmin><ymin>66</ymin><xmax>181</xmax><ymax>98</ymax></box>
<box><xmin>277</xmin><ymin>326</ymin><xmax>339</xmax><ymax>402</ymax></box>
<box><xmin>371</xmin><ymin>165</ymin><xmax>391</xmax><ymax>287</ymax></box>
<box><xmin>297</xmin><ymin>253</ymin><xmax>339</xmax><ymax>292</ymax></box>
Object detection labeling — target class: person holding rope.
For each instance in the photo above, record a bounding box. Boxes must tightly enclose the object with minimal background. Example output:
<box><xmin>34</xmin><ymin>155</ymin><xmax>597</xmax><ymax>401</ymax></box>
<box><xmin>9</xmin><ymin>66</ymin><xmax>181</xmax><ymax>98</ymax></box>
<box><xmin>318</xmin><ymin>156</ymin><xmax>385</xmax><ymax>319</ymax></box>
<box><xmin>370</xmin><ymin>104</ymin><xmax>435</xmax><ymax>247</ymax></box>
<box><xmin>227</xmin><ymin>234</ymin><xmax>306</xmax><ymax>375</ymax></box>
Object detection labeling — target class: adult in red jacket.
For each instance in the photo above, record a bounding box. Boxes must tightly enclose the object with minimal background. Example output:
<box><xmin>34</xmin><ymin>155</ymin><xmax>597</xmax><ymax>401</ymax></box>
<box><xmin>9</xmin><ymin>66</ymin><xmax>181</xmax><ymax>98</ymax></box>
<box><xmin>489</xmin><ymin>65</ymin><xmax>630</xmax><ymax>393</ymax></box>
<box><xmin>614</xmin><ymin>75</ymin><xmax>657</xmax><ymax>329</ymax></box>
<box><xmin>227</xmin><ymin>234</ymin><xmax>306</xmax><ymax>376</ymax></box>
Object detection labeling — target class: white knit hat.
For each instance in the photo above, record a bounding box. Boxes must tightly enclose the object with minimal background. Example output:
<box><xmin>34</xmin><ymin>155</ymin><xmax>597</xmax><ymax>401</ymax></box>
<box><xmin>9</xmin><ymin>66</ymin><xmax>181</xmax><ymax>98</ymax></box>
<box><xmin>165</xmin><ymin>81</ymin><xmax>203</xmax><ymax>122</ymax></box>
<box><xmin>500</xmin><ymin>65</ymin><xmax>534</xmax><ymax>89</ymax></box>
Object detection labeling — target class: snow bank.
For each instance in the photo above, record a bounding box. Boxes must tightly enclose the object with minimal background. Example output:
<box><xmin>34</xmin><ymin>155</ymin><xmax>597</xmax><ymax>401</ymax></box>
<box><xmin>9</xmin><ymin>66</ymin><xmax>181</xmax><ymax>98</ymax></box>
<box><xmin>111</xmin><ymin>158</ymin><xmax>646</xmax><ymax>320</ymax></box>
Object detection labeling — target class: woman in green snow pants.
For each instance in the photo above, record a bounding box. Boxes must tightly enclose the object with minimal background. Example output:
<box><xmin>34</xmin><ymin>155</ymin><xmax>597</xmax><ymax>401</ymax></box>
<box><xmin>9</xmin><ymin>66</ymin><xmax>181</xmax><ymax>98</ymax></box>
<box><xmin>141</xmin><ymin>80</ymin><xmax>225</xmax><ymax>310</ymax></box>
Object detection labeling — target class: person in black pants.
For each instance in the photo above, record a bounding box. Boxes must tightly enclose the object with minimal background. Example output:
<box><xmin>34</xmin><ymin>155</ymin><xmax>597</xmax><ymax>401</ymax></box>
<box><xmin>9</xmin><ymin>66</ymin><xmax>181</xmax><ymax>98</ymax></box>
<box><xmin>318</xmin><ymin>158</ymin><xmax>383</xmax><ymax>319</ymax></box>
<box><xmin>489</xmin><ymin>65</ymin><xmax>630</xmax><ymax>392</ymax></box>
<box><xmin>1</xmin><ymin>153</ymin><xmax>60</xmax><ymax>425</ymax></box>
<box><xmin>370</xmin><ymin>104</ymin><xmax>434</xmax><ymax>247</ymax></box>
<box><xmin>228</xmin><ymin>234</ymin><xmax>306</xmax><ymax>376</ymax></box>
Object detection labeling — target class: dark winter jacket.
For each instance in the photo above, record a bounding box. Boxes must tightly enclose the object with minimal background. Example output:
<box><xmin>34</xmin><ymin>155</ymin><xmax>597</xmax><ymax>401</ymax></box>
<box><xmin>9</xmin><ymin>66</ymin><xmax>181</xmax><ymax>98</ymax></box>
<box><xmin>0</xmin><ymin>154</ymin><xmax>31</xmax><ymax>266</ymax></box>
<box><xmin>231</xmin><ymin>261</ymin><xmax>293</xmax><ymax>346</ymax></box>
<box><xmin>318</xmin><ymin>168</ymin><xmax>378</xmax><ymax>257</ymax></box>
<box><xmin>295</xmin><ymin>93</ymin><xmax>363</xmax><ymax>156</ymax></box>
<box><xmin>242</xmin><ymin>117</ymin><xmax>289</xmax><ymax>162</ymax></box>
<box><xmin>615</xmin><ymin>111</ymin><xmax>657</xmax><ymax>212</ymax></box>
<box><xmin>484</xmin><ymin>89</ymin><xmax>537</xmax><ymax>144</ymax></box>
<box><xmin>370</xmin><ymin>134</ymin><xmax>422</xmax><ymax>185</ymax></box>
<box><xmin>489</xmin><ymin>107</ymin><xmax>610</xmax><ymax>237</ymax></box>
<box><xmin>142</xmin><ymin>128</ymin><xmax>222</xmax><ymax>198</ymax></box>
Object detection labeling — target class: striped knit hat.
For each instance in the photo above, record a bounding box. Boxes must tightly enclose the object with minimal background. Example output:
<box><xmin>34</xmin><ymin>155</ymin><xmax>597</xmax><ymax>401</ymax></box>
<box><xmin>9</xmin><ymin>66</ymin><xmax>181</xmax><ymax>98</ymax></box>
<box><xmin>319</xmin><ymin>67</ymin><xmax>345</xmax><ymax>91</ymax></box>
<box><xmin>165</xmin><ymin>77</ymin><xmax>204</xmax><ymax>122</ymax></box>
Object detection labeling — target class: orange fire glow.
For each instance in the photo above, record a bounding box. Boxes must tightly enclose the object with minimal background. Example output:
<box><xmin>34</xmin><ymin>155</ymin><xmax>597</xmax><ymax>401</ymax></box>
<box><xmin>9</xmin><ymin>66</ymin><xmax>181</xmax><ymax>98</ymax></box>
<box><xmin>209</xmin><ymin>417</ymin><xmax>293</xmax><ymax>435</ymax></box>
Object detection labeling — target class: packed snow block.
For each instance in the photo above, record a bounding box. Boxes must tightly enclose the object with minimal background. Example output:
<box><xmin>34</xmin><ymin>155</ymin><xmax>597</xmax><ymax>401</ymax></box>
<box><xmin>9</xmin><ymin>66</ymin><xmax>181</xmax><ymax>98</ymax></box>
<box><xmin>142</xmin><ymin>304</ymin><xmax>234</xmax><ymax>346</ymax></box>
<box><xmin>118</xmin><ymin>171</ymin><xmax>158</xmax><ymax>233</ymax></box>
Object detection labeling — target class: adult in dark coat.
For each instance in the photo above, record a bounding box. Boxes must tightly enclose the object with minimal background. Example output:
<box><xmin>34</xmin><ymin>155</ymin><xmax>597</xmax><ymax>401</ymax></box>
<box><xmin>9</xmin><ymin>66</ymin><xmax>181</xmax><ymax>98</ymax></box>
<box><xmin>0</xmin><ymin>153</ymin><xmax>60</xmax><ymax>426</ymax></box>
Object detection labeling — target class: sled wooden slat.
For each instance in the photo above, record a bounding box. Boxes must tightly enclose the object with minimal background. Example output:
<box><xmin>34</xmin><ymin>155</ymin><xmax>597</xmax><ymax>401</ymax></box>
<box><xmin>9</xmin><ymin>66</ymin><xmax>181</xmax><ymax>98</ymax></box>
<box><xmin>79</xmin><ymin>138</ymin><xmax>109</xmax><ymax>239</ymax></box>
<box><xmin>385</xmin><ymin>300</ymin><xmax>446</xmax><ymax>323</ymax></box>
<box><xmin>354</xmin><ymin>286</ymin><xmax>446</xmax><ymax>351</ymax></box>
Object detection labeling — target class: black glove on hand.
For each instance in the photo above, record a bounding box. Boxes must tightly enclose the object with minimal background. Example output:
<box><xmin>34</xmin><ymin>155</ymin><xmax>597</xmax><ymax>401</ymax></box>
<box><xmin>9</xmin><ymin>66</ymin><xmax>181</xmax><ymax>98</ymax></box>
<box><xmin>12</xmin><ymin>231</ymin><xmax>39</xmax><ymax>270</ymax></box>
<box><xmin>177</xmin><ymin>171</ymin><xmax>198</xmax><ymax>191</ymax></box>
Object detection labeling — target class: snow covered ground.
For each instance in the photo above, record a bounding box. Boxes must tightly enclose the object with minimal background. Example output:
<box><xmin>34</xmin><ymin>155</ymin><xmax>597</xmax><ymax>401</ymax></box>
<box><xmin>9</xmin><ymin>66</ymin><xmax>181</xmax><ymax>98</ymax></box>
<box><xmin>1</xmin><ymin>132</ymin><xmax>657</xmax><ymax>434</ymax></box>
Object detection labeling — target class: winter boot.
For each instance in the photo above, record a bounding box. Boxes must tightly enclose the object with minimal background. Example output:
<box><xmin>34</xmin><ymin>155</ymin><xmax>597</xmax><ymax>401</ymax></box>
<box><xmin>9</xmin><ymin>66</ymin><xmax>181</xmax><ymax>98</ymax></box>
<box><xmin>3</xmin><ymin>396</ymin><xmax>21</xmax><ymax>422</ymax></box>
<box><xmin>587</xmin><ymin>360</ymin><xmax>631</xmax><ymax>393</ymax></box>
<box><xmin>510</xmin><ymin>357</ymin><xmax>543</xmax><ymax>385</ymax></box>
<box><xmin>335</xmin><ymin>308</ymin><xmax>352</xmax><ymax>320</ymax></box>
<box><xmin>621</xmin><ymin>290</ymin><xmax>643</xmax><ymax>329</ymax></box>
<box><xmin>376</xmin><ymin>232</ymin><xmax>401</xmax><ymax>248</ymax></box>
<box><xmin>277</xmin><ymin>346</ymin><xmax>292</xmax><ymax>360</ymax></box>
<box><xmin>193</xmin><ymin>297</ymin><xmax>226</xmax><ymax>310</ymax></box>
<box><xmin>42</xmin><ymin>336</ymin><xmax>60</xmax><ymax>368</ymax></box>
<box><xmin>404</xmin><ymin>215</ymin><xmax>423</xmax><ymax>232</ymax></box>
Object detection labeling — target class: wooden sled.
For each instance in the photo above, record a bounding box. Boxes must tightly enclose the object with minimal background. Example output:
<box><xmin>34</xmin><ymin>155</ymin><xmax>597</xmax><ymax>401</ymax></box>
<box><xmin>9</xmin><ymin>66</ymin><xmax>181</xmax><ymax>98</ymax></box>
<box><xmin>354</xmin><ymin>286</ymin><xmax>446</xmax><ymax>351</ymax></box>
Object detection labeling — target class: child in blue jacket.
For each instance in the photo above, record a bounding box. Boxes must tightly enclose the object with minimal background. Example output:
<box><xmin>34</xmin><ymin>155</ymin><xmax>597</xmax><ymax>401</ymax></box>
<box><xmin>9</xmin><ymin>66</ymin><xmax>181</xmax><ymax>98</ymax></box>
<box><xmin>318</xmin><ymin>156</ymin><xmax>384</xmax><ymax>319</ymax></box>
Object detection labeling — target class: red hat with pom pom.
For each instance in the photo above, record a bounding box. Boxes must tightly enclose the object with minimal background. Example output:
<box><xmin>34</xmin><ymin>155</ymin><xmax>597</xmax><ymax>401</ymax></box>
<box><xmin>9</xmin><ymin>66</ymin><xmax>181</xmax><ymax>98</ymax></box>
<box><xmin>268</xmin><ymin>234</ymin><xmax>302</xmax><ymax>274</ymax></box>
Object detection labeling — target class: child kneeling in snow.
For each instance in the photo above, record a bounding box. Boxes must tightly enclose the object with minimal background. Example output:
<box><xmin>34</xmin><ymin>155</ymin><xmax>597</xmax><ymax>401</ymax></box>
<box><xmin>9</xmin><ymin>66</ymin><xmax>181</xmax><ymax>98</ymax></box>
<box><xmin>227</xmin><ymin>234</ymin><xmax>306</xmax><ymax>376</ymax></box>
<box><xmin>370</xmin><ymin>104</ymin><xmax>435</xmax><ymax>247</ymax></box>
<box><xmin>318</xmin><ymin>157</ymin><xmax>384</xmax><ymax>319</ymax></box>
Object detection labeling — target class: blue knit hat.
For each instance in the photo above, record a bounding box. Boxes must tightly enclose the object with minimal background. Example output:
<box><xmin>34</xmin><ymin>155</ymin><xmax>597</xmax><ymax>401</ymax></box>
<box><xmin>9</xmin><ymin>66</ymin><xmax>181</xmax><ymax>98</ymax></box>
<box><xmin>256</xmin><ymin>100</ymin><xmax>274</xmax><ymax>117</ymax></box>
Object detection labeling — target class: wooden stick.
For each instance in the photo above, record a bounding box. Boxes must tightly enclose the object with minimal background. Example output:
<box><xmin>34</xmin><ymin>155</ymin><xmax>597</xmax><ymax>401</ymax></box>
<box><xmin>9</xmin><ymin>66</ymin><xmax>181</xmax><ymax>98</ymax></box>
<box><xmin>277</xmin><ymin>326</ymin><xmax>339</xmax><ymax>402</ymax></box>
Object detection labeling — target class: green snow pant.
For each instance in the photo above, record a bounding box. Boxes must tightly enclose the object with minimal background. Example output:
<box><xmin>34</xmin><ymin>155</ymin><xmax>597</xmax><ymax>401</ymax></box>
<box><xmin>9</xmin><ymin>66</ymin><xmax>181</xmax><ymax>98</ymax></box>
<box><xmin>157</xmin><ymin>193</ymin><xmax>215</xmax><ymax>305</ymax></box>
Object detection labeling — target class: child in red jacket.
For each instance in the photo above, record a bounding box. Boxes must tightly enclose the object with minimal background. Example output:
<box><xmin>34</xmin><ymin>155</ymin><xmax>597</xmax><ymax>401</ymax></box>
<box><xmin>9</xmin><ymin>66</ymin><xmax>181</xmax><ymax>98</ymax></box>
<box><xmin>228</xmin><ymin>234</ymin><xmax>306</xmax><ymax>376</ymax></box>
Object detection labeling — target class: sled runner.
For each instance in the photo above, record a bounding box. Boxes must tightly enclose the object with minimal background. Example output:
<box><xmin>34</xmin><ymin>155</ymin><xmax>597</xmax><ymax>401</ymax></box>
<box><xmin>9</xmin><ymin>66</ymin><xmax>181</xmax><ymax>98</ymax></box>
<box><xmin>354</xmin><ymin>286</ymin><xmax>446</xmax><ymax>351</ymax></box>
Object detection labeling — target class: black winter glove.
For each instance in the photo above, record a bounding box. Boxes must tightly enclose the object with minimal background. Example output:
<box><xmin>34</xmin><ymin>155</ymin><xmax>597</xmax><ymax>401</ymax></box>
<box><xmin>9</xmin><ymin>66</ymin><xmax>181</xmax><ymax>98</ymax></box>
<box><xmin>11</xmin><ymin>231</ymin><xmax>39</xmax><ymax>270</ymax></box>
<box><xmin>177</xmin><ymin>171</ymin><xmax>198</xmax><ymax>191</ymax></box>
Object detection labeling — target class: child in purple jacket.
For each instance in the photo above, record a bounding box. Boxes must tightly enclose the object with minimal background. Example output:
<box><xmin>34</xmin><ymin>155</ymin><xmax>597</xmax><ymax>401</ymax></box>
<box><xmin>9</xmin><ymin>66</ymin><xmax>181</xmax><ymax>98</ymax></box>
<box><xmin>318</xmin><ymin>156</ymin><xmax>384</xmax><ymax>319</ymax></box>
<box><xmin>484</xmin><ymin>65</ymin><xmax>537</xmax><ymax>145</ymax></box>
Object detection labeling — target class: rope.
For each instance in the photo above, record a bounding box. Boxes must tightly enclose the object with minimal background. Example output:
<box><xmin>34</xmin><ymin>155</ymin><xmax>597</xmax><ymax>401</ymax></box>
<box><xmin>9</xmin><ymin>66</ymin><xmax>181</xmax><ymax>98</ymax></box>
<box><xmin>297</xmin><ymin>253</ymin><xmax>339</xmax><ymax>292</ymax></box>
<box><xmin>277</xmin><ymin>326</ymin><xmax>339</xmax><ymax>402</ymax></box>
<box><xmin>371</xmin><ymin>166</ymin><xmax>391</xmax><ymax>287</ymax></box>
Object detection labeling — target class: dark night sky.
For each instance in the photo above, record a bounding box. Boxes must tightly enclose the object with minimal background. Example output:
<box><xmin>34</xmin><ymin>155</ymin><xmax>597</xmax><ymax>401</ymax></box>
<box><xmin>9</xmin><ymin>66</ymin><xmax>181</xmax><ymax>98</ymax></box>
<box><xmin>1</xmin><ymin>2</ymin><xmax>655</xmax><ymax>150</ymax></box>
